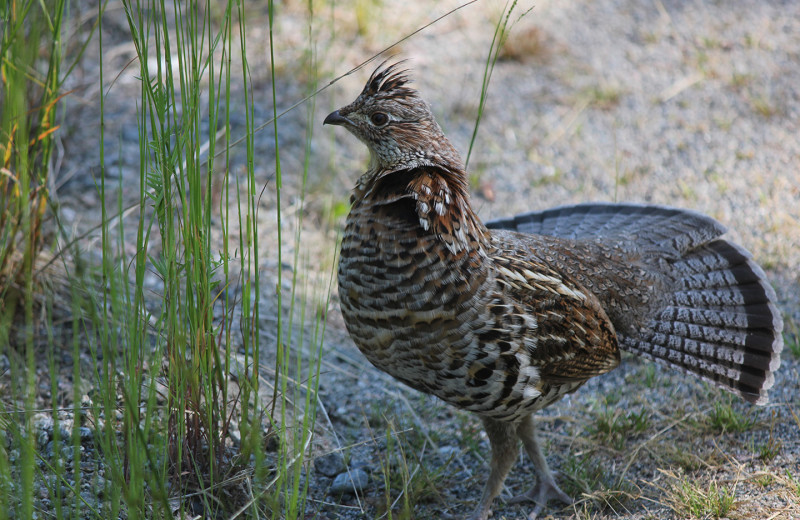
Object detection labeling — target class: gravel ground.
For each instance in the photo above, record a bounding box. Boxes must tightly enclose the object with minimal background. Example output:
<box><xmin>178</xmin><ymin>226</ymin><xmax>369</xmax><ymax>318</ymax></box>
<box><xmin>10</xmin><ymin>0</ymin><xmax>800</xmax><ymax>519</ymax></box>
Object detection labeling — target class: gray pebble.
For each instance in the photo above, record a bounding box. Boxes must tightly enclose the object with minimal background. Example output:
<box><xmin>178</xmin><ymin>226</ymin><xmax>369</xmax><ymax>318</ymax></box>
<box><xmin>37</xmin><ymin>431</ymin><xmax>50</xmax><ymax>449</ymax></box>
<box><xmin>43</xmin><ymin>441</ymin><xmax>55</xmax><ymax>459</ymax></box>
<box><xmin>330</xmin><ymin>468</ymin><xmax>369</xmax><ymax>495</ymax></box>
<box><xmin>77</xmin><ymin>427</ymin><xmax>93</xmax><ymax>442</ymax></box>
<box><xmin>34</xmin><ymin>415</ymin><xmax>54</xmax><ymax>435</ymax></box>
<box><xmin>60</xmin><ymin>445</ymin><xmax>75</xmax><ymax>462</ymax></box>
<box><xmin>314</xmin><ymin>452</ymin><xmax>345</xmax><ymax>477</ymax></box>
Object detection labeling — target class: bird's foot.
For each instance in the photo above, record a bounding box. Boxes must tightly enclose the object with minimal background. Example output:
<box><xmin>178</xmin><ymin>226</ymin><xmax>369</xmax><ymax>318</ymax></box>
<box><xmin>508</xmin><ymin>475</ymin><xmax>572</xmax><ymax>520</ymax></box>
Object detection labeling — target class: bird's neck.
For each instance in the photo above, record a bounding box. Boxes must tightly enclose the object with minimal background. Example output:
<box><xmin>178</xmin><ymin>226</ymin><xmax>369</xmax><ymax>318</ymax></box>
<box><xmin>355</xmin><ymin>165</ymin><xmax>491</xmax><ymax>255</ymax></box>
<box><xmin>371</xmin><ymin>122</ymin><xmax>466</xmax><ymax>174</ymax></box>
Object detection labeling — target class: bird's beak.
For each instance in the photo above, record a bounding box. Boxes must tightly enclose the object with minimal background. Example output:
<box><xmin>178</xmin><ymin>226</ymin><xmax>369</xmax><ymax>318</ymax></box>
<box><xmin>323</xmin><ymin>110</ymin><xmax>350</xmax><ymax>126</ymax></box>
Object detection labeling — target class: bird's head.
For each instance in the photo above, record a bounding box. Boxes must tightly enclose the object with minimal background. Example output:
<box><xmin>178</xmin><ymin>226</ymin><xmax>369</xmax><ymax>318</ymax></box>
<box><xmin>324</xmin><ymin>61</ymin><xmax>463</xmax><ymax>173</ymax></box>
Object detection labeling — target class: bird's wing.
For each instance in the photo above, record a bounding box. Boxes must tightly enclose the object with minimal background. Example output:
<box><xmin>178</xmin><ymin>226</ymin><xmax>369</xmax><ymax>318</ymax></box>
<box><xmin>492</xmin><ymin>252</ymin><xmax>621</xmax><ymax>384</ymax></box>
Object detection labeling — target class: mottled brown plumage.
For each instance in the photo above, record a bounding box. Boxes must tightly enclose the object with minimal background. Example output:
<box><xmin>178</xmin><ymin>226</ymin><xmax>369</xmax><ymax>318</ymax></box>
<box><xmin>325</xmin><ymin>63</ymin><xmax>784</xmax><ymax>520</ymax></box>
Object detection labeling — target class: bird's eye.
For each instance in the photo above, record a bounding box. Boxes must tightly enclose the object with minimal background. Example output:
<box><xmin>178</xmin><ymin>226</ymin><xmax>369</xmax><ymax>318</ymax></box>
<box><xmin>370</xmin><ymin>112</ymin><xmax>389</xmax><ymax>126</ymax></box>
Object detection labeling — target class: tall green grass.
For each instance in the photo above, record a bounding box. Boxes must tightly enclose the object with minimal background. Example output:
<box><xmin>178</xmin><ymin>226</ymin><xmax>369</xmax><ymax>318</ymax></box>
<box><xmin>465</xmin><ymin>0</ymin><xmax>530</xmax><ymax>170</ymax></box>
<box><xmin>2</xmin><ymin>0</ymin><xmax>331</xmax><ymax>518</ymax></box>
<box><xmin>1</xmin><ymin>1</ymin><xmax>71</xmax><ymax>518</ymax></box>
<box><xmin>109</xmin><ymin>0</ymin><xmax>329</xmax><ymax>517</ymax></box>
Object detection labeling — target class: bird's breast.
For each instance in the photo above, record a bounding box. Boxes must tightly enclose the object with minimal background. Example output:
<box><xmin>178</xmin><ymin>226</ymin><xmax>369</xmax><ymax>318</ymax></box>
<box><xmin>337</xmin><ymin>201</ymin><xmax>564</xmax><ymax>420</ymax></box>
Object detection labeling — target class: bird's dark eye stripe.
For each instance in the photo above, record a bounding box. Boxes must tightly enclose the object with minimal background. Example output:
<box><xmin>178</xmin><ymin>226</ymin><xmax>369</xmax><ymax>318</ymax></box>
<box><xmin>370</xmin><ymin>112</ymin><xmax>389</xmax><ymax>126</ymax></box>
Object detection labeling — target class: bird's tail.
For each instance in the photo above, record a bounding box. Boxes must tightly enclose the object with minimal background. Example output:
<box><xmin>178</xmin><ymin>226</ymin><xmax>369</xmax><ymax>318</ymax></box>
<box><xmin>487</xmin><ymin>203</ymin><xmax>784</xmax><ymax>404</ymax></box>
<box><xmin>622</xmin><ymin>236</ymin><xmax>783</xmax><ymax>404</ymax></box>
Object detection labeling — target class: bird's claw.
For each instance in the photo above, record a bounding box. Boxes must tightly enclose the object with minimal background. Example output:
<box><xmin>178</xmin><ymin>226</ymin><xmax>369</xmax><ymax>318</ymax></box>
<box><xmin>508</xmin><ymin>476</ymin><xmax>572</xmax><ymax>519</ymax></box>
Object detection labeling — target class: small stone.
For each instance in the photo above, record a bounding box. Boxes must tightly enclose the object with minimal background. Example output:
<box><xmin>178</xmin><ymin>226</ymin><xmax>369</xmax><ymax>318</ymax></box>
<box><xmin>78</xmin><ymin>427</ymin><xmax>93</xmax><ymax>442</ymax></box>
<box><xmin>61</xmin><ymin>445</ymin><xmax>75</xmax><ymax>462</ymax></box>
<box><xmin>314</xmin><ymin>452</ymin><xmax>345</xmax><ymax>477</ymax></box>
<box><xmin>60</xmin><ymin>206</ymin><xmax>77</xmax><ymax>224</ymax></box>
<box><xmin>34</xmin><ymin>415</ymin><xmax>54</xmax><ymax>435</ymax></box>
<box><xmin>37</xmin><ymin>431</ymin><xmax>50</xmax><ymax>448</ymax></box>
<box><xmin>80</xmin><ymin>491</ymin><xmax>96</xmax><ymax>509</ymax></box>
<box><xmin>43</xmin><ymin>441</ymin><xmax>55</xmax><ymax>459</ymax></box>
<box><xmin>330</xmin><ymin>468</ymin><xmax>369</xmax><ymax>495</ymax></box>
<box><xmin>229</xmin><ymin>426</ymin><xmax>241</xmax><ymax>447</ymax></box>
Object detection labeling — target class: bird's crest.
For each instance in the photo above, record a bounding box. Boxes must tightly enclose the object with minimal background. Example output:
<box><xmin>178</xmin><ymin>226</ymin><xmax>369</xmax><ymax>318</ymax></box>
<box><xmin>359</xmin><ymin>60</ymin><xmax>415</xmax><ymax>101</ymax></box>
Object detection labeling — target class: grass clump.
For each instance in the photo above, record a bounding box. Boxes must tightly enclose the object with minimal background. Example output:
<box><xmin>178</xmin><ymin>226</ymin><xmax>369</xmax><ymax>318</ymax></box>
<box><xmin>660</xmin><ymin>443</ymin><xmax>710</xmax><ymax>472</ymax></box>
<box><xmin>498</xmin><ymin>25</ymin><xmax>551</xmax><ymax>63</ymax></box>
<box><xmin>753</xmin><ymin>472</ymin><xmax>775</xmax><ymax>488</ymax></box>
<box><xmin>561</xmin><ymin>452</ymin><xmax>637</xmax><ymax>513</ymax></box>
<box><xmin>662</xmin><ymin>472</ymin><xmax>738</xmax><ymax>519</ymax></box>
<box><xmin>561</xmin><ymin>452</ymin><xmax>608</xmax><ymax>497</ymax></box>
<box><xmin>705</xmin><ymin>400</ymin><xmax>757</xmax><ymax>434</ymax></box>
<box><xmin>0</xmin><ymin>1</ymin><xmax>95</xmax><ymax>517</ymax></box>
<box><xmin>753</xmin><ymin>418</ymin><xmax>782</xmax><ymax>462</ymax></box>
<box><xmin>639</xmin><ymin>364</ymin><xmax>659</xmax><ymax>388</ymax></box>
<box><xmin>749</xmin><ymin>94</ymin><xmax>778</xmax><ymax>118</ymax></box>
<box><xmin>755</xmin><ymin>439</ymin><xmax>781</xmax><ymax>462</ymax></box>
<box><xmin>3</xmin><ymin>0</ymin><xmax>330</xmax><ymax>518</ymax></box>
<box><xmin>0</xmin><ymin>0</ymin><xmax>68</xmax><ymax>340</ymax></box>
<box><xmin>584</xmin><ymin>84</ymin><xmax>624</xmax><ymax>110</ymax></box>
<box><xmin>376</xmin><ymin>418</ymin><xmax>448</xmax><ymax>519</ymax></box>
<box><xmin>589</xmin><ymin>406</ymin><xmax>650</xmax><ymax>450</ymax></box>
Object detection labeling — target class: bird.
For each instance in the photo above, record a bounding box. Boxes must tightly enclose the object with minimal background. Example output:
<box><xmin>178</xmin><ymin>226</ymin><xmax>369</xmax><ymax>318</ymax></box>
<box><xmin>323</xmin><ymin>62</ymin><xmax>784</xmax><ymax>520</ymax></box>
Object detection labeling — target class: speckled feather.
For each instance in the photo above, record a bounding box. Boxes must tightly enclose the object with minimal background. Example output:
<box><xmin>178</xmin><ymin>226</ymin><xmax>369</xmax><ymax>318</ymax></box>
<box><xmin>325</xmin><ymin>63</ymin><xmax>783</xmax><ymax>520</ymax></box>
<box><xmin>338</xmin><ymin>166</ymin><xmax>623</xmax><ymax>421</ymax></box>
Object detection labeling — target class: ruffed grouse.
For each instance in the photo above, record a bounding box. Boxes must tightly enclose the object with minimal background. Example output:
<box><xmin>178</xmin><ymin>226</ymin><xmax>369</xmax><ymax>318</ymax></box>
<box><xmin>324</xmin><ymin>63</ymin><xmax>784</xmax><ymax>520</ymax></box>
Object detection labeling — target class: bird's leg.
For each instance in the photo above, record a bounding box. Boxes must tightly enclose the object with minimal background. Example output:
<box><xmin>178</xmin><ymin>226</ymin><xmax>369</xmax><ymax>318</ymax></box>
<box><xmin>509</xmin><ymin>414</ymin><xmax>572</xmax><ymax>519</ymax></box>
<box><xmin>467</xmin><ymin>416</ymin><xmax>519</xmax><ymax>520</ymax></box>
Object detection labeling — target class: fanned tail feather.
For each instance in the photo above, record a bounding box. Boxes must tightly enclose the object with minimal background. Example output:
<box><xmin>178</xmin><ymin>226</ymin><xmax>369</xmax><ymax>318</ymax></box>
<box><xmin>623</xmin><ymin>239</ymin><xmax>782</xmax><ymax>404</ymax></box>
<box><xmin>488</xmin><ymin>202</ymin><xmax>784</xmax><ymax>404</ymax></box>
